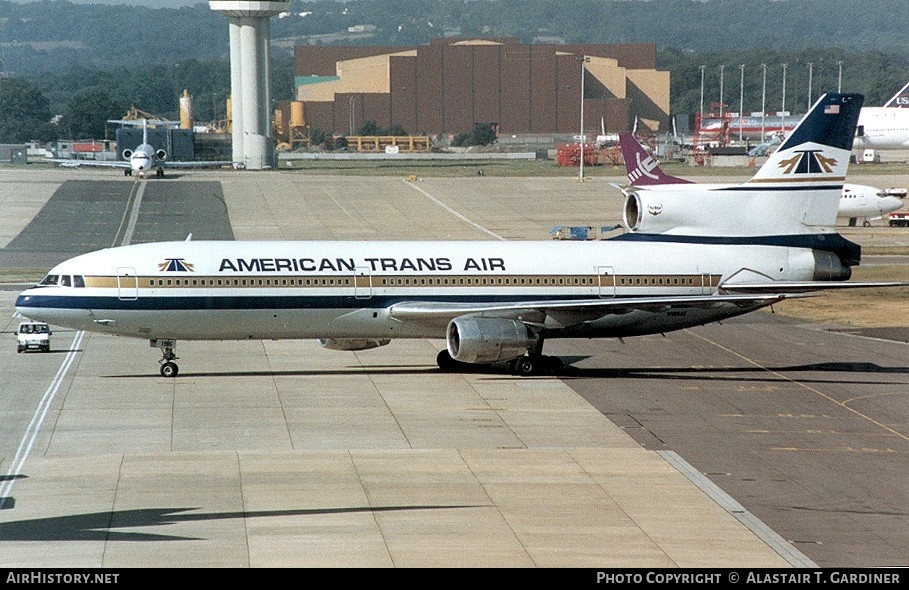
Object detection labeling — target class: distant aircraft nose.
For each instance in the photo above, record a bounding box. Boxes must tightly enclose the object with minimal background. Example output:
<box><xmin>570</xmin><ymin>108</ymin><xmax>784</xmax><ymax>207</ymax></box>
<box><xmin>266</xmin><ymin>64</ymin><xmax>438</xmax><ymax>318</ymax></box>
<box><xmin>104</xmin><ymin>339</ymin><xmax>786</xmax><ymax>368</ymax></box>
<box><xmin>884</xmin><ymin>196</ymin><xmax>904</xmax><ymax>212</ymax></box>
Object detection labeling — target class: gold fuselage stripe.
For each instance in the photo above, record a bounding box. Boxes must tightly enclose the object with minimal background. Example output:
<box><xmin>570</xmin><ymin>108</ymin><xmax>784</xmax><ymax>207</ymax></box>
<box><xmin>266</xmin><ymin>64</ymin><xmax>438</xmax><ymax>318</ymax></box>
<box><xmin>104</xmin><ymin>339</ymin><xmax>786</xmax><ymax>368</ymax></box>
<box><xmin>83</xmin><ymin>273</ymin><xmax>722</xmax><ymax>290</ymax></box>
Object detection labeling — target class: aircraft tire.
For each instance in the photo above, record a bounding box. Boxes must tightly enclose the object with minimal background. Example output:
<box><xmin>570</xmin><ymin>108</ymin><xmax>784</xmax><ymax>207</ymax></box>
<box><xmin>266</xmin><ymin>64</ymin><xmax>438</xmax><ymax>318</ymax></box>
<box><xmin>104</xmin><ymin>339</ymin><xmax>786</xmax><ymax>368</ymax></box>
<box><xmin>160</xmin><ymin>362</ymin><xmax>179</xmax><ymax>378</ymax></box>
<box><xmin>436</xmin><ymin>350</ymin><xmax>462</xmax><ymax>372</ymax></box>
<box><xmin>512</xmin><ymin>355</ymin><xmax>563</xmax><ymax>376</ymax></box>
<box><xmin>512</xmin><ymin>356</ymin><xmax>538</xmax><ymax>376</ymax></box>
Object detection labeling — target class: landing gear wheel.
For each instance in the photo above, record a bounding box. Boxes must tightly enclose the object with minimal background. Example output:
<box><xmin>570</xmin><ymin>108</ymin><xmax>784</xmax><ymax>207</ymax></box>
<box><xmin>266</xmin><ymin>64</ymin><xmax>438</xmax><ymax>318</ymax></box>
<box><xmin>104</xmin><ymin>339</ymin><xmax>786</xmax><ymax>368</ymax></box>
<box><xmin>124</xmin><ymin>169</ymin><xmax>132</xmax><ymax>176</ymax></box>
<box><xmin>156</xmin><ymin>168</ymin><xmax>164</xmax><ymax>177</ymax></box>
<box><xmin>153</xmin><ymin>339</ymin><xmax>179</xmax><ymax>378</ymax></box>
<box><xmin>437</xmin><ymin>349</ymin><xmax>463</xmax><ymax>372</ymax></box>
<box><xmin>511</xmin><ymin>355</ymin><xmax>563</xmax><ymax>376</ymax></box>
<box><xmin>512</xmin><ymin>355</ymin><xmax>538</xmax><ymax>376</ymax></box>
<box><xmin>863</xmin><ymin>219</ymin><xmax>872</xmax><ymax>227</ymax></box>
<box><xmin>160</xmin><ymin>361</ymin><xmax>179</xmax><ymax>378</ymax></box>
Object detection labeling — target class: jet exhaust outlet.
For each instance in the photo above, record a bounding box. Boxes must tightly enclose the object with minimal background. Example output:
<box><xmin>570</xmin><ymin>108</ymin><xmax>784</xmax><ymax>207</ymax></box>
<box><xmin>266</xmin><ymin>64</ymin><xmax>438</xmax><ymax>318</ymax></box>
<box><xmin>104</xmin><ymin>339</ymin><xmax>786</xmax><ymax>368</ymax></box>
<box><xmin>446</xmin><ymin>317</ymin><xmax>537</xmax><ymax>364</ymax></box>
<box><xmin>813</xmin><ymin>250</ymin><xmax>851</xmax><ymax>281</ymax></box>
<box><xmin>623</xmin><ymin>192</ymin><xmax>642</xmax><ymax>231</ymax></box>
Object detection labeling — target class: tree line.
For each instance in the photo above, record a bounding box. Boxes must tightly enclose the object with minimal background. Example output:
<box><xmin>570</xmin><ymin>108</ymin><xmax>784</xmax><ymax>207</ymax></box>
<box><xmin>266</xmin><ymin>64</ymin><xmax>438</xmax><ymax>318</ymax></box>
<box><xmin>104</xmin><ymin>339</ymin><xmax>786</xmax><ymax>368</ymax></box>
<box><xmin>2</xmin><ymin>1</ymin><xmax>909</xmax><ymax>142</ymax></box>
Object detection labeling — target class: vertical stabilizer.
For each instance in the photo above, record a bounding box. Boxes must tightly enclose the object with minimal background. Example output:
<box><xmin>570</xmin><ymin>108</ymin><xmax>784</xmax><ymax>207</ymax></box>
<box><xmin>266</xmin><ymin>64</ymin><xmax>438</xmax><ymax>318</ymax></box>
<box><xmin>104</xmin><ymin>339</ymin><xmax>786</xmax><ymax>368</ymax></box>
<box><xmin>882</xmin><ymin>81</ymin><xmax>909</xmax><ymax>108</ymax></box>
<box><xmin>619</xmin><ymin>133</ymin><xmax>692</xmax><ymax>186</ymax></box>
<box><xmin>748</xmin><ymin>93</ymin><xmax>863</xmax><ymax>184</ymax></box>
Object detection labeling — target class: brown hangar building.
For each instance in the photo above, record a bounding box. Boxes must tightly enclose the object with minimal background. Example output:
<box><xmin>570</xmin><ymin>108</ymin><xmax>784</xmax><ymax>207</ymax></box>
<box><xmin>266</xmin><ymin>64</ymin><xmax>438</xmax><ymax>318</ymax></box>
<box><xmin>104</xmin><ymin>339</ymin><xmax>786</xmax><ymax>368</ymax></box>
<box><xmin>293</xmin><ymin>38</ymin><xmax>670</xmax><ymax>139</ymax></box>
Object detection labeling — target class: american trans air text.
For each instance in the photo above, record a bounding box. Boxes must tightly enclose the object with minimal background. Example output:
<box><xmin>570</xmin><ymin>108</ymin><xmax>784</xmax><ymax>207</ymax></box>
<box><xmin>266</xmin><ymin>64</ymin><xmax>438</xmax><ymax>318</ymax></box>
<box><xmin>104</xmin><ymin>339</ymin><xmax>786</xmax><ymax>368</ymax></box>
<box><xmin>217</xmin><ymin>257</ymin><xmax>506</xmax><ymax>273</ymax></box>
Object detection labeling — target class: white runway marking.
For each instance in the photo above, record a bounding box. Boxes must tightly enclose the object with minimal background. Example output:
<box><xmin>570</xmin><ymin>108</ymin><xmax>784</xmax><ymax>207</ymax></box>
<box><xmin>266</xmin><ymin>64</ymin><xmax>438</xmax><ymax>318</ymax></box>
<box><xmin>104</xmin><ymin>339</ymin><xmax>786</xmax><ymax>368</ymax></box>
<box><xmin>402</xmin><ymin>179</ymin><xmax>506</xmax><ymax>241</ymax></box>
<box><xmin>1</xmin><ymin>330</ymin><xmax>84</xmax><ymax>503</ymax></box>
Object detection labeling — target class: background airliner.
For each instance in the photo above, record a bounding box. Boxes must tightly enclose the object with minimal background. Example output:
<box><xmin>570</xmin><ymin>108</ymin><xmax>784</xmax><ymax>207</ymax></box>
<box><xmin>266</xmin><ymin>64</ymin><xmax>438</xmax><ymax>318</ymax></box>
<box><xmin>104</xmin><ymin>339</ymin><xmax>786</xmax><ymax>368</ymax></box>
<box><xmin>18</xmin><ymin>94</ymin><xmax>904</xmax><ymax>378</ymax></box>
<box><xmin>48</xmin><ymin>119</ymin><xmax>232</xmax><ymax>177</ymax></box>
<box><xmin>618</xmin><ymin>133</ymin><xmax>904</xmax><ymax>227</ymax></box>
<box><xmin>852</xmin><ymin>80</ymin><xmax>909</xmax><ymax>150</ymax></box>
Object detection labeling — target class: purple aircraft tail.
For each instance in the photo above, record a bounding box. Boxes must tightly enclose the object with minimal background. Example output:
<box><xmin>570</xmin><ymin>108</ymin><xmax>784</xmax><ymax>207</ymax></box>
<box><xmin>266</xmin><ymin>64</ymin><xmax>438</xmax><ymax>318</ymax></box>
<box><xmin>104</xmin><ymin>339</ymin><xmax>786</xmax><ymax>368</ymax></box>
<box><xmin>619</xmin><ymin>133</ymin><xmax>692</xmax><ymax>186</ymax></box>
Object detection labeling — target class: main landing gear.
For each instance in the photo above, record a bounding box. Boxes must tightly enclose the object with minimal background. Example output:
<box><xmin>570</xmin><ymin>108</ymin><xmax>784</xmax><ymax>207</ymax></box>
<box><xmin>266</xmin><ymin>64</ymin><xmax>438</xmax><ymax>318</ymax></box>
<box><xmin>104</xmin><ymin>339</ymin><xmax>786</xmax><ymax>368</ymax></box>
<box><xmin>152</xmin><ymin>339</ymin><xmax>179</xmax><ymax>377</ymax></box>
<box><xmin>435</xmin><ymin>350</ymin><xmax>564</xmax><ymax>376</ymax></box>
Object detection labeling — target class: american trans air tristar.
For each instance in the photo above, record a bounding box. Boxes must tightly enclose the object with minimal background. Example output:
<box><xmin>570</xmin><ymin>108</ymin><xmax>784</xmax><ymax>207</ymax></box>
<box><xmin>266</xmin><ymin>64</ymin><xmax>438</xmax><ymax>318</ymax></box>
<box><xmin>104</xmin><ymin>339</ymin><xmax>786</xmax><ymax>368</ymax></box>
<box><xmin>16</xmin><ymin>93</ymin><xmax>903</xmax><ymax>378</ymax></box>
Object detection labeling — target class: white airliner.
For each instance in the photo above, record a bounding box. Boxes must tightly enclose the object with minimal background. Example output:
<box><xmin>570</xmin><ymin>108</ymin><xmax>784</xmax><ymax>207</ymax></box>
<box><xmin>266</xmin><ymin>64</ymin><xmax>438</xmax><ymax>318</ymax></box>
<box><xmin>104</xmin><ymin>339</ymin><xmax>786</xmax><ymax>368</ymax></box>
<box><xmin>48</xmin><ymin>119</ymin><xmax>231</xmax><ymax>178</ymax></box>
<box><xmin>619</xmin><ymin>133</ymin><xmax>904</xmax><ymax>227</ymax></box>
<box><xmin>853</xmin><ymin>81</ymin><xmax>909</xmax><ymax>150</ymax></box>
<box><xmin>17</xmin><ymin>94</ymin><xmax>904</xmax><ymax>378</ymax></box>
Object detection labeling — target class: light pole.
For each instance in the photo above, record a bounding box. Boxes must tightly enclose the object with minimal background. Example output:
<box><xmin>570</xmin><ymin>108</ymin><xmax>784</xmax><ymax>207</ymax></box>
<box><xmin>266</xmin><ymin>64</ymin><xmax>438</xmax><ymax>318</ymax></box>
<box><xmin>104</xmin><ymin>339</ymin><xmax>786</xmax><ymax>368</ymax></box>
<box><xmin>699</xmin><ymin>65</ymin><xmax>706</xmax><ymax>117</ymax></box>
<box><xmin>579</xmin><ymin>56</ymin><xmax>590</xmax><ymax>181</ymax></box>
<box><xmin>837</xmin><ymin>61</ymin><xmax>843</xmax><ymax>92</ymax></box>
<box><xmin>781</xmin><ymin>63</ymin><xmax>788</xmax><ymax>135</ymax></box>
<box><xmin>719</xmin><ymin>64</ymin><xmax>725</xmax><ymax>116</ymax></box>
<box><xmin>738</xmin><ymin>64</ymin><xmax>745</xmax><ymax>143</ymax></box>
<box><xmin>761</xmin><ymin>63</ymin><xmax>767</xmax><ymax>140</ymax></box>
<box><xmin>807</xmin><ymin>62</ymin><xmax>814</xmax><ymax>110</ymax></box>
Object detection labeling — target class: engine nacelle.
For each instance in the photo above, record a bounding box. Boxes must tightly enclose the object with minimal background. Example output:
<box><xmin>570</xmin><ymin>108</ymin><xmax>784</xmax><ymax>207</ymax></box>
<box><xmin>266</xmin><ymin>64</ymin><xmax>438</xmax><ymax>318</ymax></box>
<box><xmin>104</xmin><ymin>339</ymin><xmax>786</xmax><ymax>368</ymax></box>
<box><xmin>155</xmin><ymin>149</ymin><xmax>167</xmax><ymax>160</ymax></box>
<box><xmin>812</xmin><ymin>249</ymin><xmax>851</xmax><ymax>281</ymax></box>
<box><xmin>446</xmin><ymin>317</ymin><xmax>537</xmax><ymax>364</ymax></box>
<box><xmin>622</xmin><ymin>190</ymin><xmax>712</xmax><ymax>234</ymax></box>
<box><xmin>317</xmin><ymin>338</ymin><xmax>390</xmax><ymax>351</ymax></box>
<box><xmin>122</xmin><ymin>149</ymin><xmax>133</xmax><ymax>159</ymax></box>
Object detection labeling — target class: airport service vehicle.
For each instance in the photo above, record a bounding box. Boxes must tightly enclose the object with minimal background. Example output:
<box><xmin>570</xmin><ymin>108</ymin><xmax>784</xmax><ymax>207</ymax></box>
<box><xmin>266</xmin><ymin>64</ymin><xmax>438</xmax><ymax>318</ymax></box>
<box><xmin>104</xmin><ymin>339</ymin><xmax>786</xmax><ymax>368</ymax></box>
<box><xmin>16</xmin><ymin>321</ymin><xmax>51</xmax><ymax>353</ymax></box>
<box><xmin>15</xmin><ymin>94</ymin><xmax>906</xmax><ymax>378</ymax></box>
<box><xmin>888</xmin><ymin>211</ymin><xmax>909</xmax><ymax>227</ymax></box>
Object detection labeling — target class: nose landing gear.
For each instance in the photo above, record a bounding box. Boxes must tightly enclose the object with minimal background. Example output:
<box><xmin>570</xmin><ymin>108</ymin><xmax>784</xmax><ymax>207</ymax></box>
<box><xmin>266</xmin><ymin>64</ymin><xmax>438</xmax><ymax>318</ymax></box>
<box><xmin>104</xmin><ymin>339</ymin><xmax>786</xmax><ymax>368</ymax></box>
<box><xmin>152</xmin><ymin>338</ymin><xmax>179</xmax><ymax>377</ymax></box>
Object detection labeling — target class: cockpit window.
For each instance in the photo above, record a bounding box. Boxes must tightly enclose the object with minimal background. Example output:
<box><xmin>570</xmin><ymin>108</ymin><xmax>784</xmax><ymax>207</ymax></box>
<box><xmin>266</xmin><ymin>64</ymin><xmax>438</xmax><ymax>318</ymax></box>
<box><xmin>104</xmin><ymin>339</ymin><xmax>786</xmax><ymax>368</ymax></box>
<box><xmin>74</xmin><ymin>275</ymin><xmax>85</xmax><ymax>288</ymax></box>
<box><xmin>60</xmin><ymin>275</ymin><xmax>71</xmax><ymax>287</ymax></box>
<box><xmin>38</xmin><ymin>274</ymin><xmax>59</xmax><ymax>286</ymax></box>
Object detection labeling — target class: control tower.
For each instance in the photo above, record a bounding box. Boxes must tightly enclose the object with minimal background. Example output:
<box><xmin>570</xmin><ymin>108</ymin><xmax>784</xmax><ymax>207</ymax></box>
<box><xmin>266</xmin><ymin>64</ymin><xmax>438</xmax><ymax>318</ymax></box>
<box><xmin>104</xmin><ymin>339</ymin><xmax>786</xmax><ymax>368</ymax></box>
<box><xmin>209</xmin><ymin>1</ymin><xmax>288</xmax><ymax>170</ymax></box>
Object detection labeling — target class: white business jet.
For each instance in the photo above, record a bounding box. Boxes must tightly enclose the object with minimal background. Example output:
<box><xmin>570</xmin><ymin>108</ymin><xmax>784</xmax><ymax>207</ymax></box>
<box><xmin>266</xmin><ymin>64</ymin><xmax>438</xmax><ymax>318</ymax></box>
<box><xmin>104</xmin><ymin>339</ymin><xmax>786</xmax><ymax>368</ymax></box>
<box><xmin>619</xmin><ymin>133</ymin><xmax>904</xmax><ymax>227</ymax></box>
<box><xmin>17</xmin><ymin>94</ymin><xmax>905</xmax><ymax>377</ymax></box>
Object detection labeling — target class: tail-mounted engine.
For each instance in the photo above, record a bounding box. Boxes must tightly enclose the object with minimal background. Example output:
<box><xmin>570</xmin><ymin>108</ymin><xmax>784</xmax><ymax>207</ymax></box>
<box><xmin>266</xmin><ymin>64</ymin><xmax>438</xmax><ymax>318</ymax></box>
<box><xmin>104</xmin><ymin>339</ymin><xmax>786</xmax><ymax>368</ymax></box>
<box><xmin>622</xmin><ymin>190</ymin><xmax>711</xmax><ymax>234</ymax></box>
<box><xmin>446</xmin><ymin>317</ymin><xmax>537</xmax><ymax>364</ymax></box>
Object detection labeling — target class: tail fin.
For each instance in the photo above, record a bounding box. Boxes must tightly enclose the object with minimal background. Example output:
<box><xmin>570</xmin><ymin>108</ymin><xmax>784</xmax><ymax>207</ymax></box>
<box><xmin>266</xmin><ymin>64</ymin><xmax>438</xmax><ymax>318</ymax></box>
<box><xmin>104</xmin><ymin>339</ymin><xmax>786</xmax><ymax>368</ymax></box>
<box><xmin>748</xmin><ymin>93</ymin><xmax>863</xmax><ymax>184</ymax></box>
<box><xmin>142</xmin><ymin>119</ymin><xmax>148</xmax><ymax>145</ymax></box>
<box><xmin>619</xmin><ymin>133</ymin><xmax>692</xmax><ymax>186</ymax></box>
<box><xmin>883</xmin><ymin>81</ymin><xmax>909</xmax><ymax>108</ymax></box>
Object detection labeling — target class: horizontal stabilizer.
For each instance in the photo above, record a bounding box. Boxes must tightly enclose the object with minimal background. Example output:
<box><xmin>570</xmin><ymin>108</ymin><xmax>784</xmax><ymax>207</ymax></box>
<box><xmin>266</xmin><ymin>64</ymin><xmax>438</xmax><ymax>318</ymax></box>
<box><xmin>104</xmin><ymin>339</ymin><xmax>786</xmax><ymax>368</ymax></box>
<box><xmin>720</xmin><ymin>281</ymin><xmax>909</xmax><ymax>294</ymax></box>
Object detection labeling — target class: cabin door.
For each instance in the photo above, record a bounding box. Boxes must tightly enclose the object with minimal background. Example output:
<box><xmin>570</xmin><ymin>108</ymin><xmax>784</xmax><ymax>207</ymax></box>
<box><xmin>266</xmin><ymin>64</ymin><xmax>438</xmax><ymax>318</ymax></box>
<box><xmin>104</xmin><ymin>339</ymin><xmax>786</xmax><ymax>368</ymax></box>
<box><xmin>597</xmin><ymin>266</ymin><xmax>615</xmax><ymax>298</ymax></box>
<box><xmin>354</xmin><ymin>266</ymin><xmax>372</xmax><ymax>299</ymax></box>
<box><xmin>117</xmin><ymin>267</ymin><xmax>138</xmax><ymax>301</ymax></box>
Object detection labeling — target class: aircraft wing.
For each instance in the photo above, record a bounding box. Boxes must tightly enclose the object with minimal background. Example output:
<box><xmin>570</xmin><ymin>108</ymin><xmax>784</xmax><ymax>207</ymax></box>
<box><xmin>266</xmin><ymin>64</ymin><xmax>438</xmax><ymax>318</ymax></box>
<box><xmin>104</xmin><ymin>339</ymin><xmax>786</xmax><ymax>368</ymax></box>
<box><xmin>719</xmin><ymin>281</ymin><xmax>909</xmax><ymax>294</ymax></box>
<box><xmin>46</xmin><ymin>158</ymin><xmax>128</xmax><ymax>168</ymax></box>
<box><xmin>163</xmin><ymin>160</ymin><xmax>235</xmax><ymax>169</ymax></box>
<box><xmin>388</xmin><ymin>293</ymin><xmax>802</xmax><ymax>326</ymax></box>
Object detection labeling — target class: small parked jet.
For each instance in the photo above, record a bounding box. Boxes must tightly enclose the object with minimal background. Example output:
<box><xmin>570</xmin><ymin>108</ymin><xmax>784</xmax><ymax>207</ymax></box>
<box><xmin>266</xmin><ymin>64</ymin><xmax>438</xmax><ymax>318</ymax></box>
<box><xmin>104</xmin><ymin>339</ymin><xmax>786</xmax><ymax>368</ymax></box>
<box><xmin>18</xmin><ymin>94</ymin><xmax>905</xmax><ymax>377</ymax></box>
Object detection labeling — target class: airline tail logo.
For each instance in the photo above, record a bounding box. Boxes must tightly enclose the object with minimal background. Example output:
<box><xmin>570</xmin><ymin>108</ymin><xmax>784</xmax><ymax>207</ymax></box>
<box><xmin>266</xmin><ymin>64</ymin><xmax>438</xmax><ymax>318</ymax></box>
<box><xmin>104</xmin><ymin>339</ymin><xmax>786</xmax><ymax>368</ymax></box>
<box><xmin>159</xmin><ymin>258</ymin><xmax>195</xmax><ymax>272</ymax></box>
<box><xmin>776</xmin><ymin>149</ymin><xmax>838</xmax><ymax>175</ymax></box>
<box><xmin>628</xmin><ymin>152</ymin><xmax>661</xmax><ymax>183</ymax></box>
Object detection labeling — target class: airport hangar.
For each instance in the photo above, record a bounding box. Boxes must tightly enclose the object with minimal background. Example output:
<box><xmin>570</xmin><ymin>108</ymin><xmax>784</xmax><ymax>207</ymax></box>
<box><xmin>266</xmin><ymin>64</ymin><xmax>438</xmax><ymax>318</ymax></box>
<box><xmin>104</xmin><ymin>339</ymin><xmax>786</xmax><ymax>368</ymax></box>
<box><xmin>285</xmin><ymin>37</ymin><xmax>671</xmax><ymax>140</ymax></box>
